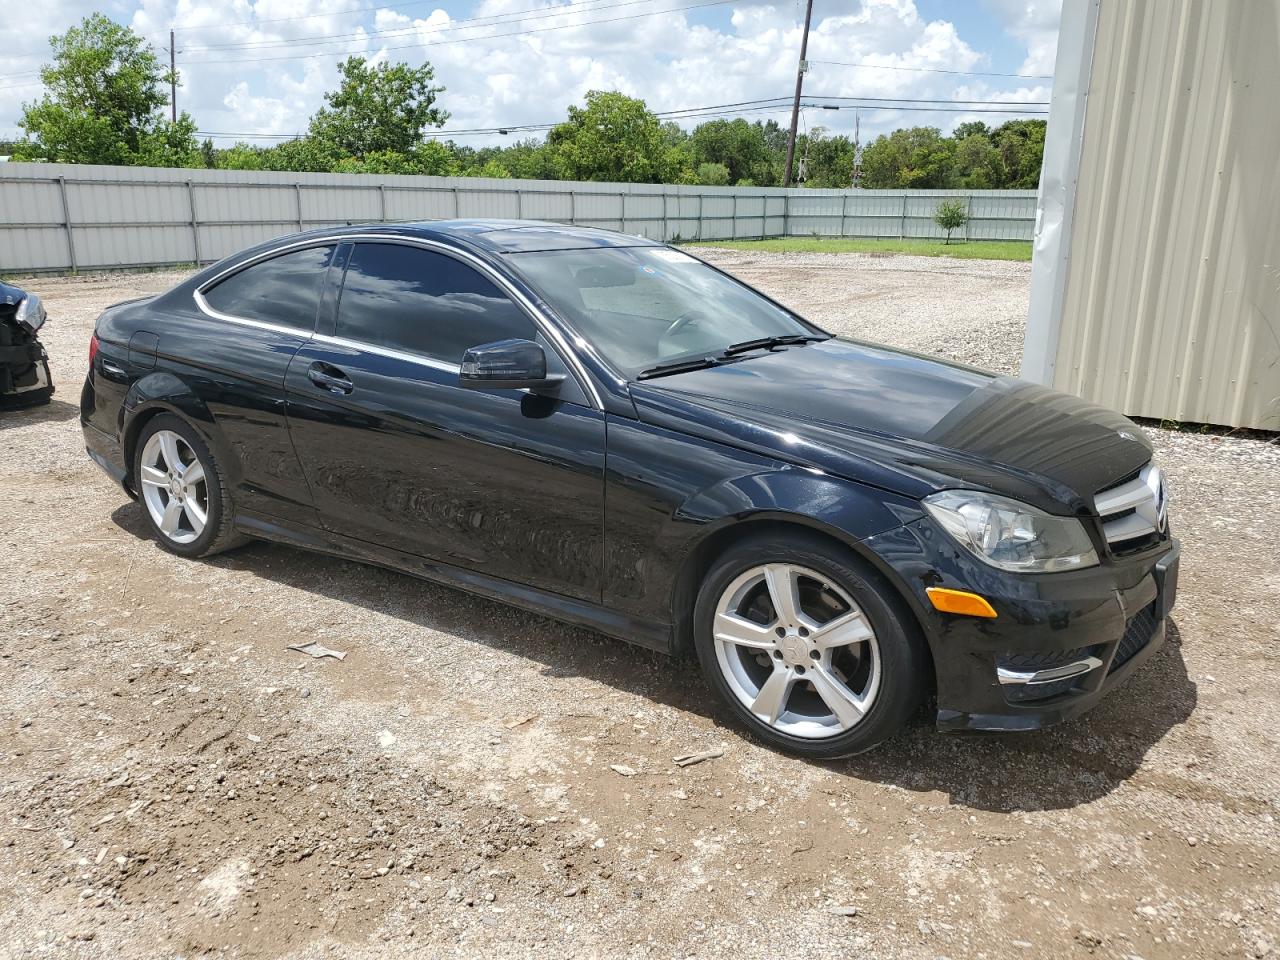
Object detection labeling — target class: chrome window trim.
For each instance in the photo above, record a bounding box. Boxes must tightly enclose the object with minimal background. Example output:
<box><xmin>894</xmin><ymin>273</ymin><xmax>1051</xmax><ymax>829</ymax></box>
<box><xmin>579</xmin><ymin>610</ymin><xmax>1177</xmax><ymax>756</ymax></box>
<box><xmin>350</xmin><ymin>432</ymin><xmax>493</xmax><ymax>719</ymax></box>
<box><xmin>192</xmin><ymin>232</ymin><xmax>602</xmax><ymax>408</ymax></box>
<box><xmin>311</xmin><ymin>332</ymin><xmax>459</xmax><ymax>374</ymax></box>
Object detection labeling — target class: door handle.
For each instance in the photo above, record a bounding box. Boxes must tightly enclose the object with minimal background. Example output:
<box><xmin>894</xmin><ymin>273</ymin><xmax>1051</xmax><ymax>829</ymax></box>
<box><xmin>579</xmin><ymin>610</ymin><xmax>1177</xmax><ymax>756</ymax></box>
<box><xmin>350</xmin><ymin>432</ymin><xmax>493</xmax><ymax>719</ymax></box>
<box><xmin>307</xmin><ymin>362</ymin><xmax>353</xmax><ymax>395</ymax></box>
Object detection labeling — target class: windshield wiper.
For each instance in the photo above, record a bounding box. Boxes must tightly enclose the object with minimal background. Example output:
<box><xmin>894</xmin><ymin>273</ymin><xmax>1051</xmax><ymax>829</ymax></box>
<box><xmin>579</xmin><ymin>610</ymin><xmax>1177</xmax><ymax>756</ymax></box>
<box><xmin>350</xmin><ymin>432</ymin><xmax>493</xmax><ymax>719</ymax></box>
<box><xmin>636</xmin><ymin>355</ymin><xmax>728</xmax><ymax>380</ymax></box>
<box><xmin>637</xmin><ymin>335</ymin><xmax>829</xmax><ymax>380</ymax></box>
<box><xmin>722</xmin><ymin>334</ymin><xmax>828</xmax><ymax>357</ymax></box>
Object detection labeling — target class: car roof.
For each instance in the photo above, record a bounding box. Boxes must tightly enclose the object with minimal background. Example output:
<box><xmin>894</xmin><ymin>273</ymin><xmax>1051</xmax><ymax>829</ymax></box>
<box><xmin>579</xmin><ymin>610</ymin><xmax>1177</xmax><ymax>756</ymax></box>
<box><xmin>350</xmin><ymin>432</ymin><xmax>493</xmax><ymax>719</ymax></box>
<box><xmin>182</xmin><ymin>220</ymin><xmax>667</xmax><ymax>297</ymax></box>
<box><xmin>403</xmin><ymin>220</ymin><xmax>665</xmax><ymax>254</ymax></box>
<box><xmin>285</xmin><ymin>220</ymin><xmax>663</xmax><ymax>255</ymax></box>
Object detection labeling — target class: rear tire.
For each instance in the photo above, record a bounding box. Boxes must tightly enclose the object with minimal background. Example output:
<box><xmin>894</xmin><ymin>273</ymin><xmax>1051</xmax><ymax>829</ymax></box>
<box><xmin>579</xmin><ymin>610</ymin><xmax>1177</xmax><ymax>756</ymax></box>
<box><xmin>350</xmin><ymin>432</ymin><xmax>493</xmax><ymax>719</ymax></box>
<box><xmin>693</xmin><ymin>531</ymin><xmax>926</xmax><ymax>759</ymax></box>
<box><xmin>132</xmin><ymin>413</ymin><xmax>247</xmax><ymax>558</ymax></box>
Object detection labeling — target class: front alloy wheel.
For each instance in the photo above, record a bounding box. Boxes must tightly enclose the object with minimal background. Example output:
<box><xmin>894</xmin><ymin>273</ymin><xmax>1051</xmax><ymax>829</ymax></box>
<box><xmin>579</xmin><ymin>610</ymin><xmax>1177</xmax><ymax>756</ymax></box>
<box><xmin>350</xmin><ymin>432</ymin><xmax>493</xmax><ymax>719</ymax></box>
<box><xmin>713</xmin><ymin>563</ymin><xmax>881</xmax><ymax>739</ymax></box>
<box><xmin>694</xmin><ymin>533</ymin><xmax>926</xmax><ymax>758</ymax></box>
<box><xmin>138</xmin><ymin>429</ymin><xmax>208</xmax><ymax>544</ymax></box>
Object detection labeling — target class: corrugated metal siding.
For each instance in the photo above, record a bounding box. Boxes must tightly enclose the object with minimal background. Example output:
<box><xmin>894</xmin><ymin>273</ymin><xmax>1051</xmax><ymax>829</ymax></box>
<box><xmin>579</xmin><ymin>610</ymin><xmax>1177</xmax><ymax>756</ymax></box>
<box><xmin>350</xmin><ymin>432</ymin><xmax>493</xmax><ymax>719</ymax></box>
<box><xmin>1054</xmin><ymin>0</ymin><xmax>1280</xmax><ymax>429</ymax></box>
<box><xmin>0</xmin><ymin>162</ymin><xmax>1038</xmax><ymax>274</ymax></box>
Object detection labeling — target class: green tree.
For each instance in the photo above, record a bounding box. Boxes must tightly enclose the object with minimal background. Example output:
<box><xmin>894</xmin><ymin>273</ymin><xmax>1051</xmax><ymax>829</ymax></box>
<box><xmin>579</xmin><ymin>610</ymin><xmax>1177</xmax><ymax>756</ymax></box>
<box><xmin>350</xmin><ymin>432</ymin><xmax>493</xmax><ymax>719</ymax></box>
<box><xmin>331</xmin><ymin>142</ymin><xmax>456</xmax><ymax>176</ymax></box>
<box><xmin>991</xmin><ymin>119</ymin><xmax>1046</xmax><ymax>188</ymax></box>
<box><xmin>472</xmin><ymin>158</ymin><xmax>512</xmax><ymax>179</ymax></box>
<box><xmin>695</xmin><ymin>162</ymin><xmax>731</xmax><ymax>186</ymax></box>
<box><xmin>953</xmin><ymin>132</ymin><xmax>1004</xmax><ymax>189</ymax></box>
<box><xmin>690</xmin><ymin>118</ymin><xmax>777</xmax><ymax>186</ymax></box>
<box><xmin>933</xmin><ymin>198</ymin><xmax>969</xmax><ymax>243</ymax></box>
<box><xmin>492</xmin><ymin>138</ymin><xmax>559</xmax><ymax>180</ymax></box>
<box><xmin>859</xmin><ymin>126</ymin><xmax>956</xmax><ymax>189</ymax></box>
<box><xmin>546</xmin><ymin>91</ymin><xmax>690</xmax><ymax>183</ymax></box>
<box><xmin>308</xmin><ymin>56</ymin><xmax>448</xmax><ymax>158</ymax></box>
<box><xmin>14</xmin><ymin>14</ymin><xmax>198</xmax><ymax>165</ymax></box>
<box><xmin>952</xmin><ymin>120</ymin><xmax>991</xmax><ymax>142</ymax></box>
<box><xmin>796</xmin><ymin>128</ymin><xmax>857</xmax><ymax>188</ymax></box>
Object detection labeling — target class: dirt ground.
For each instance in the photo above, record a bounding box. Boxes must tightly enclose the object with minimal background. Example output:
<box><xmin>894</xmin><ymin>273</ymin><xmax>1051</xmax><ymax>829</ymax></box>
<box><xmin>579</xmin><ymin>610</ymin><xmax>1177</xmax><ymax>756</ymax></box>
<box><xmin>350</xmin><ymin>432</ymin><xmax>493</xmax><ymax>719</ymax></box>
<box><xmin>1</xmin><ymin>250</ymin><xmax>1277</xmax><ymax>960</ymax></box>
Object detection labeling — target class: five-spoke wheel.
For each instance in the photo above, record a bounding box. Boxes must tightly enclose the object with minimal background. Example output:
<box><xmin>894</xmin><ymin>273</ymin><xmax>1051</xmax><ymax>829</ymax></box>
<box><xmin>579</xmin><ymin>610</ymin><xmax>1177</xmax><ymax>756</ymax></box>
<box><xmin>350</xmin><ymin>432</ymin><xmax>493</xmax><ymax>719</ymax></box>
<box><xmin>132</xmin><ymin>414</ymin><xmax>245</xmax><ymax>557</ymax></box>
<box><xmin>713</xmin><ymin>563</ymin><xmax>881</xmax><ymax>739</ymax></box>
<box><xmin>695</xmin><ymin>533</ymin><xmax>925</xmax><ymax>758</ymax></box>
<box><xmin>138</xmin><ymin>429</ymin><xmax>208</xmax><ymax>544</ymax></box>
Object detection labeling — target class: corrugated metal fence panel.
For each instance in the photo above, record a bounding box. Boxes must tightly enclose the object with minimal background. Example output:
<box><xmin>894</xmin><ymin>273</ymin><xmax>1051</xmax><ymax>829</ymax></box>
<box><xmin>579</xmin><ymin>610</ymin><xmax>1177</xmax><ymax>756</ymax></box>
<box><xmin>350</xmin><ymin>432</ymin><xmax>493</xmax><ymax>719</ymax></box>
<box><xmin>1053</xmin><ymin>0</ymin><xmax>1280</xmax><ymax>429</ymax></box>
<box><xmin>0</xmin><ymin>162</ymin><xmax>1038</xmax><ymax>274</ymax></box>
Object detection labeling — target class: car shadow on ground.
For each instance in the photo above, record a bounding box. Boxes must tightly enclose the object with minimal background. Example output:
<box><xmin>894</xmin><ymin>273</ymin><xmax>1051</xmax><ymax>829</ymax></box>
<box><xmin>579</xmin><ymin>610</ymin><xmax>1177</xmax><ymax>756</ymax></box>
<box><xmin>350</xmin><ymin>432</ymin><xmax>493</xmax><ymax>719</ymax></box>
<box><xmin>0</xmin><ymin>397</ymin><xmax>78</xmax><ymax>429</ymax></box>
<box><xmin>110</xmin><ymin>503</ymin><xmax>1197</xmax><ymax>814</ymax></box>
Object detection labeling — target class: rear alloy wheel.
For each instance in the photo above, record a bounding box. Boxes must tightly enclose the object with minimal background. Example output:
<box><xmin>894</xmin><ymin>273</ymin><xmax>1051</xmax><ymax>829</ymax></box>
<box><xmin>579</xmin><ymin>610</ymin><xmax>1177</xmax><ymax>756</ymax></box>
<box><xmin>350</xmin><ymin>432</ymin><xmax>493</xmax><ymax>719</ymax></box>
<box><xmin>138</xmin><ymin>429</ymin><xmax>209</xmax><ymax>545</ymax></box>
<box><xmin>694</xmin><ymin>533</ymin><xmax>926</xmax><ymax>758</ymax></box>
<box><xmin>132</xmin><ymin>413</ymin><xmax>247</xmax><ymax>558</ymax></box>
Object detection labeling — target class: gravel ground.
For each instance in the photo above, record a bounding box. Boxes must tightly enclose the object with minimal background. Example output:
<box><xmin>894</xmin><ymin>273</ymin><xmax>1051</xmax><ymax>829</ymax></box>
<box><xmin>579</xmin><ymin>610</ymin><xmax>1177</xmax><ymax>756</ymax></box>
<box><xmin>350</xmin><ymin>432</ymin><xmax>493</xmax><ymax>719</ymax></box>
<box><xmin>1</xmin><ymin>251</ymin><xmax>1278</xmax><ymax>960</ymax></box>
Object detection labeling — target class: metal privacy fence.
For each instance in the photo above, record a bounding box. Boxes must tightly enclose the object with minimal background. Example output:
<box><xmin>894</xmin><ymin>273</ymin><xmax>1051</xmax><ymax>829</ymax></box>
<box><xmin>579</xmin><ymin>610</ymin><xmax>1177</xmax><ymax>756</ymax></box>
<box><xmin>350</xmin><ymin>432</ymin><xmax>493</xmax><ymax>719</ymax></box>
<box><xmin>0</xmin><ymin>162</ymin><xmax>1038</xmax><ymax>274</ymax></box>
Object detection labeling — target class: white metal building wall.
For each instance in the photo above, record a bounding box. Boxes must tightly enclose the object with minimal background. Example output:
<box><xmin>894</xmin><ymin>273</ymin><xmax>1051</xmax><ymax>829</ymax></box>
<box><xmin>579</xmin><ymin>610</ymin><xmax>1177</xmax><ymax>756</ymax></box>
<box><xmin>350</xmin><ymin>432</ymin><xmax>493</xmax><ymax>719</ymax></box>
<box><xmin>1026</xmin><ymin>0</ymin><xmax>1280</xmax><ymax>430</ymax></box>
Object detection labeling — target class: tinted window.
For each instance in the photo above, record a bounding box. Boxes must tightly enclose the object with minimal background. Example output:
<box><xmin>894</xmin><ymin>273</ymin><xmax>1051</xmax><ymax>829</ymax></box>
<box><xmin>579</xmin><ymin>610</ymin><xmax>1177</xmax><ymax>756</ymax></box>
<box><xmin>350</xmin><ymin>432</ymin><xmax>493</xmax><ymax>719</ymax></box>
<box><xmin>337</xmin><ymin>243</ymin><xmax>534</xmax><ymax>363</ymax></box>
<box><xmin>203</xmin><ymin>245</ymin><xmax>333</xmax><ymax>331</ymax></box>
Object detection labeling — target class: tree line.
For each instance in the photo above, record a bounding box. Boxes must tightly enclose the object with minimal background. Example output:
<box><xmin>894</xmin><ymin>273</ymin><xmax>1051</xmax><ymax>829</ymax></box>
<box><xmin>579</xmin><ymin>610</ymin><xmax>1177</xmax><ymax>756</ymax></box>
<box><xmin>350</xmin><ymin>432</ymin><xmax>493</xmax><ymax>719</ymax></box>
<box><xmin>7</xmin><ymin>15</ymin><xmax>1045</xmax><ymax>190</ymax></box>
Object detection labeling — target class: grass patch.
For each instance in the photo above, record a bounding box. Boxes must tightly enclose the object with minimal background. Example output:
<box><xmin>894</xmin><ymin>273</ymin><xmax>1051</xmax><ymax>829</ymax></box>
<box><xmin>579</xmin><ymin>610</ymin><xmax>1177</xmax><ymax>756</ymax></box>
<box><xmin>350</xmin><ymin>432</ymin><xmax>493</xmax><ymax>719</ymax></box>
<box><xmin>687</xmin><ymin>237</ymin><xmax>1033</xmax><ymax>262</ymax></box>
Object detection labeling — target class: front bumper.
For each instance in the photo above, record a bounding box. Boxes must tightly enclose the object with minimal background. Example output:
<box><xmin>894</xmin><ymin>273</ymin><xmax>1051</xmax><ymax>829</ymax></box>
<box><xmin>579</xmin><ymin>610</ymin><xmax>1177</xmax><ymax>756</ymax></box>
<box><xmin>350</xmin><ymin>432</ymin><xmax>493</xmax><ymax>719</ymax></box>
<box><xmin>866</xmin><ymin>518</ymin><xmax>1180</xmax><ymax>733</ymax></box>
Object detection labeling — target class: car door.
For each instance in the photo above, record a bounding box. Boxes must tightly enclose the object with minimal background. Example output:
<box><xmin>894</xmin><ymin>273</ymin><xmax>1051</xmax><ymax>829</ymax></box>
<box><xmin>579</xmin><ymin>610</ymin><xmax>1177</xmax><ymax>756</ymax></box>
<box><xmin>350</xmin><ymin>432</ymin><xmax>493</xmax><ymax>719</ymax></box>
<box><xmin>283</xmin><ymin>239</ymin><xmax>606</xmax><ymax>604</ymax></box>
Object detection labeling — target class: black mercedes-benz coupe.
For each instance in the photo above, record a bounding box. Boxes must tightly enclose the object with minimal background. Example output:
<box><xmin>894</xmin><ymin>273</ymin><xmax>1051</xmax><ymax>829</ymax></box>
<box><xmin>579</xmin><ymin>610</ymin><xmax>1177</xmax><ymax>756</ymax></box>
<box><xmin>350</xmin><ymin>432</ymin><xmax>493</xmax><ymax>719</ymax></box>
<box><xmin>81</xmin><ymin>221</ymin><xmax>1179</xmax><ymax>757</ymax></box>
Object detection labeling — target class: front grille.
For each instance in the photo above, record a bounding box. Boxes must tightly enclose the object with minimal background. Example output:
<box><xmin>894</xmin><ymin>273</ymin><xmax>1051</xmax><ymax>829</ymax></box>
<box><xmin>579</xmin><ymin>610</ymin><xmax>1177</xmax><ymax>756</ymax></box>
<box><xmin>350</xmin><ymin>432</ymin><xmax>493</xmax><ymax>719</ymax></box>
<box><xmin>1109</xmin><ymin>602</ymin><xmax>1159</xmax><ymax>674</ymax></box>
<box><xmin>1094</xmin><ymin>463</ymin><xmax>1167</xmax><ymax>552</ymax></box>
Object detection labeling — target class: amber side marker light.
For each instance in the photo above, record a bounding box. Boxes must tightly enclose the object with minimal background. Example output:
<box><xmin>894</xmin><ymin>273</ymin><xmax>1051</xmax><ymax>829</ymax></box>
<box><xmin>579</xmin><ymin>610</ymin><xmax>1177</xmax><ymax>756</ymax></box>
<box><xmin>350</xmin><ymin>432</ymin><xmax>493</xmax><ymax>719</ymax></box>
<box><xmin>926</xmin><ymin>587</ymin><xmax>998</xmax><ymax>619</ymax></box>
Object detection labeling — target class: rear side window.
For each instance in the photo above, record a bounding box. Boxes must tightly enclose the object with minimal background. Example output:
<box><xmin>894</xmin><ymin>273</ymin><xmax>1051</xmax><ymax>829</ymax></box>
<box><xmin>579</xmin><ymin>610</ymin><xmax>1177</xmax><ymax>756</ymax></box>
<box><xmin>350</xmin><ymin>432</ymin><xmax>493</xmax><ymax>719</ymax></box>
<box><xmin>337</xmin><ymin>242</ymin><xmax>534</xmax><ymax>364</ymax></box>
<box><xmin>203</xmin><ymin>245</ymin><xmax>334</xmax><ymax>332</ymax></box>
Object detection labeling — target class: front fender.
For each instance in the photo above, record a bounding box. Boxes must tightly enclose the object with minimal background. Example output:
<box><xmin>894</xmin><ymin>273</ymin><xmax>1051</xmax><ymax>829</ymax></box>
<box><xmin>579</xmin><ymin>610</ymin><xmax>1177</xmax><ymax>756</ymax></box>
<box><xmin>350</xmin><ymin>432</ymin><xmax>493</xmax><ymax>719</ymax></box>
<box><xmin>678</xmin><ymin>468</ymin><xmax>922</xmax><ymax>541</ymax></box>
<box><xmin>662</xmin><ymin>469</ymin><xmax>928</xmax><ymax>654</ymax></box>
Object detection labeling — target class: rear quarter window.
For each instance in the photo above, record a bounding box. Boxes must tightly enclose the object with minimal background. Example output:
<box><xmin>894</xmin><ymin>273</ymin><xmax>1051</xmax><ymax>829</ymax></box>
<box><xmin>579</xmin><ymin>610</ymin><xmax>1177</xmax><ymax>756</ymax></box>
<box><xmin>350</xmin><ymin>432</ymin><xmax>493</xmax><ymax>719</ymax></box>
<box><xmin>202</xmin><ymin>245</ymin><xmax>334</xmax><ymax>332</ymax></box>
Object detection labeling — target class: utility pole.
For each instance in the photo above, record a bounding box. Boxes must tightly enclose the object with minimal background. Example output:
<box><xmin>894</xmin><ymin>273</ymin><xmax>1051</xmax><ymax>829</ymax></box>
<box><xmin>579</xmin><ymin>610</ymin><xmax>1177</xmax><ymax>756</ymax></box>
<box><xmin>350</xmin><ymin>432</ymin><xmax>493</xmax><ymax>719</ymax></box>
<box><xmin>782</xmin><ymin>0</ymin><xmax>815</xmax><ymax>188</ymax></box>
<box><xmin>169</xmin><ymin>29</ymin><xmax>177</xmax><ymax>122</ymax></box>
<box><xmin>851</xmin><ymin>110</ymin><xmax>863</xmax><ymax>188</ymax></box>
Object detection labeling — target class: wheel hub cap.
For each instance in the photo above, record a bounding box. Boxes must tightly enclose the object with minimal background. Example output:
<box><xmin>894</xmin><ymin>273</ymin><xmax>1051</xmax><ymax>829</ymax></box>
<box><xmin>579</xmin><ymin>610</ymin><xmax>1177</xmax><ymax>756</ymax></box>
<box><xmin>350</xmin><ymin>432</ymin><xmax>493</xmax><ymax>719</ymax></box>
<box><xmin>779</xmin><ymin>632</ymin><xmax>808</xmax><ymax>666</ymax></box>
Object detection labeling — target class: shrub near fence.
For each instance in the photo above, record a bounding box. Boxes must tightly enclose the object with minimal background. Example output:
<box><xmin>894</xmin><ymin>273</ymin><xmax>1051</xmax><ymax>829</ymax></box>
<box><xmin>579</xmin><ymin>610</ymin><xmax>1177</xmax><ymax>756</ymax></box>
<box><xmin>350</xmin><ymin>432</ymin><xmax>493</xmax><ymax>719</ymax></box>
<box><xmin>0</xmin><ymin>162</ymin><xmax>1038</xmax><ymax>274</ymax></box>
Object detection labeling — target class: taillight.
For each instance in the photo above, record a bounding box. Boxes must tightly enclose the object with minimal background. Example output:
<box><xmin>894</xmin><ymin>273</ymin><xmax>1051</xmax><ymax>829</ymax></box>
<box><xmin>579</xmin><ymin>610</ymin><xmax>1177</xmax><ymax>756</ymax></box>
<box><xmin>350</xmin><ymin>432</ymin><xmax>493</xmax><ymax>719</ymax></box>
<box><xmin>89</xmin><ymin>333</ymin><xmax>99</xmax><ymax>368</ymax></box>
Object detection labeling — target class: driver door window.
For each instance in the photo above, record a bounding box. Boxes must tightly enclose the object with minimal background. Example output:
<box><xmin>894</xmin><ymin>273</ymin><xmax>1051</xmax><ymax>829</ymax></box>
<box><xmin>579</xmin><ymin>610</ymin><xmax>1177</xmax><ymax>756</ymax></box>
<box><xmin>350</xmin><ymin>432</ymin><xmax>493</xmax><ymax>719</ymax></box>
<box><xmin>337</xmin><ymin>242</ymin><xmax>535</xmax><ymax>363</ymax></box>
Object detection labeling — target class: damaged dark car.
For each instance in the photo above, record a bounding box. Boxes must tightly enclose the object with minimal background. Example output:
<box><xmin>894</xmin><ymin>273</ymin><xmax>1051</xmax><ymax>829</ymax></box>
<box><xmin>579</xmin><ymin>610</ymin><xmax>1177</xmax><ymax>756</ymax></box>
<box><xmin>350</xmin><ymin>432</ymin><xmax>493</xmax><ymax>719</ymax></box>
<box><xmin>0</xmin><ymin>281</ymin><xmax>53</xmax><ymax>407</ymax></box>
<box><xmin>80</xmin><ymin>222</ymin><xmax>1180</xmax><ymax>758</ymax></box>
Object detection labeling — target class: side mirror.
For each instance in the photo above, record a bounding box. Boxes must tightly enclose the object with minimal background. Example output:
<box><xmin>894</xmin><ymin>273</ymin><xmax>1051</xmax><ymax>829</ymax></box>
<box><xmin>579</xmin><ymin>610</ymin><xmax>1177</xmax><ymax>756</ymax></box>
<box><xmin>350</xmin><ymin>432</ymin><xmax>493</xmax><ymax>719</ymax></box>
<box><xmin>459</xmin><ymin>339</ymin><xmax>565</xmax><ymax>392</ymax></box>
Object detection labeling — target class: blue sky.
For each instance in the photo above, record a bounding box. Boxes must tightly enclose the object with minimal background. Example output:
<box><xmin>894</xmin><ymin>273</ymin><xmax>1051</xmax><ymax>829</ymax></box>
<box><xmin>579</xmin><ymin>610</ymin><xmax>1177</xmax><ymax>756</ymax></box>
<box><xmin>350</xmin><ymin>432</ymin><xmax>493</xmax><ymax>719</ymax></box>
<box><xmin>0</xmin><ymin>0</ymin><xmax>1062</xmax><ymax>148</ymax></box>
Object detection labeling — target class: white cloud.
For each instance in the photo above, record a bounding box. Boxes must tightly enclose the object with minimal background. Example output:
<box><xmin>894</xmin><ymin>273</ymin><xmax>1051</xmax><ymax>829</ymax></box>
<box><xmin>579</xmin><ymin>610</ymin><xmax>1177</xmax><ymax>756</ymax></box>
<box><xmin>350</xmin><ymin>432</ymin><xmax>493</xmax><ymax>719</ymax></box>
<box><xmin>983</xmin><ymin>0</ymin><xmax>1062</xmax><ymax>77</ymax></box>
<box><xmin>1</xmin><ymin>0</ymin><xmax>1060</xmax><ymax>145</ymax></box>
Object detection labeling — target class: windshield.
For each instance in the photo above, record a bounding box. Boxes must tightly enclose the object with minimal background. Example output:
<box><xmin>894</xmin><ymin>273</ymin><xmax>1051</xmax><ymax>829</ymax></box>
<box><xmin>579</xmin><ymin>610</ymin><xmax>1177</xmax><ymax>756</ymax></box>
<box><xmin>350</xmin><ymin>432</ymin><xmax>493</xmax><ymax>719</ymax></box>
<box><xmin>508</xmin><ymin>246</ymin><xmax>822</xmax><ymax>378</ymax></box>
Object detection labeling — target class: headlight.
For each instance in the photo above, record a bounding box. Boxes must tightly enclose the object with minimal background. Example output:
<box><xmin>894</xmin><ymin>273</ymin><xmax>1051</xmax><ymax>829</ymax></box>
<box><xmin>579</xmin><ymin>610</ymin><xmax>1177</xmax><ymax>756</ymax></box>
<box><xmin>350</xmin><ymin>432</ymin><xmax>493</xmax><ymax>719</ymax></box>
<box><xmin>923</xmin><ymin>490</ymin><xmax>1099</xmax><ymax>573</ymax></box>
<box><xmin>14</xmin><ymin>293</ymin><xmax>46</xmax><ymax>333</ymax></box>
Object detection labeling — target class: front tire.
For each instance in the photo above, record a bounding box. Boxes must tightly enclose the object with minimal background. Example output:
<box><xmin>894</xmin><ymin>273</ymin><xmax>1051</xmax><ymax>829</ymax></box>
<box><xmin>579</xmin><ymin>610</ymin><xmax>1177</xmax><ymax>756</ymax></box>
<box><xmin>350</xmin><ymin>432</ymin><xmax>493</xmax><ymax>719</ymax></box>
<box><xmin>693</xmin><ymin>531</ymin><xmax>926</xmax><ymax>759</ymax></box>
<box><xmin>133</xmin><ymin>413</ymin><xmax>246</xmax><ymax>558</ymax></box>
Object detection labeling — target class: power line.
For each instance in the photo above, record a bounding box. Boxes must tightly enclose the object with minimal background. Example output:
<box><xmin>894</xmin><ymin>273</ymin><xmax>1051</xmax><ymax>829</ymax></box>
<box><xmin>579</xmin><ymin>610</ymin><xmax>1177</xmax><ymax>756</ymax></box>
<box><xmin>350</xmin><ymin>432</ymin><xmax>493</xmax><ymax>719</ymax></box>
<box><xmin>180</xmin><ymin>0</ymin><xmax>739</xmax><ymax>65</ymax></box>
<box><xmin>192</xmin><ymin>96</ymin><xmax>1048</xmax><ymax>143</ymax></box>
<box><xmin>811</xmin><ymin>59</ymin><xmax>1052</xmax><ymax>81</ymax></box>
<box><xmin>186</xmin><ymin>0</ymin><xmax>677</xmax><ymax>53</ymax></box>
<box><xmin>810</xmin><ymin>94</ymin><xmax>1049</xmax><ymax>105</ymax></box>
<box><xmin>219</xmin><ymin>0</ymin><xmax>621</xmax><ymax>29</ymax></box>
<box><xmin>195</xmin><ymin>98</ymin><xmax>798</xmax><ymax>140</ymax></box>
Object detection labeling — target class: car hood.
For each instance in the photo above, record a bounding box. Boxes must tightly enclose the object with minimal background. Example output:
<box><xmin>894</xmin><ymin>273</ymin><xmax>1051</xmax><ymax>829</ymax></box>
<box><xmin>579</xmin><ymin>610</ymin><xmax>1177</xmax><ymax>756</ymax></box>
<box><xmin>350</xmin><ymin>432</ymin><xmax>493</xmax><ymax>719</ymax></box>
<box><xmin>628</xmin><ymin>338</ymin><xmax>1152</xmax><ymax>514</ymax></box>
